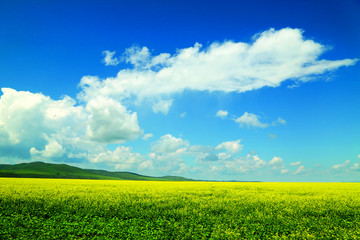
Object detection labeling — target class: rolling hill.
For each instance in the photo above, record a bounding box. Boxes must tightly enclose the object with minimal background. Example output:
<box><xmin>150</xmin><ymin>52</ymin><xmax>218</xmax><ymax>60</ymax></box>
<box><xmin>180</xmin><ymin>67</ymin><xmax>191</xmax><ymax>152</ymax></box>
<box><xmin>0</xmin><ymin>161</ymin><xmax>193</xmax><ymax>181</ymax></box>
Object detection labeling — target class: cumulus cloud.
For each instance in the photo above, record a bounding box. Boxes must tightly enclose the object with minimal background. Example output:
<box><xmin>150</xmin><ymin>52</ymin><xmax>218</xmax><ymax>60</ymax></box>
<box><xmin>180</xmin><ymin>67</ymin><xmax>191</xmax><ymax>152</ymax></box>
<box><xmin>86</xmin><ymin>97</ymin><xmax>142</xmax><ymax>143</ymax></box>
<box><xmin>30</xmin><ymin>137</ymin><xmax>65</xmax><ymax>159</ymax></box>
<box><xmin>89</xmin><ymin>146</ymin><xmax>151</xmax><ymax>171</ymax></box>
<box><xmin>148</xmin><ymin>135</ymin><xmax>190</xmax><ymax>173</ymax></box>
<box><xmin>234</xmin><ymin>112</ymin><xmax>268</xmax><ymax>128</ymax></box>
<box><xmin>216</xmin><ymin>110</ymin><xmax>229</xmax><ymax>119</ymax></box>
<box><xmin>148</xmin><ymin>135</ymin><xmax>251</xmax><ymax>174</ymax></box>
<box><xmin>268</xmin><ymin>156</ymin><xmax>285</xmax><ymax>170</ymax></box>
<box><xmin>127</xmin><ymin>134</ymin><xmax>291</xmax><ymax>176</ymax></box>
<box><xmin>152</xmin><ymin>99</ymin><xmax>173</xmax><ymax>115</ymax></box>
<box><xmin>102</xmin><ymin>50</ymin><xmax>120</xmax><ymax>66</ymax></box>
<box><xmin>0</xmin><ymin>88</ymin><xmax>103</xmax><ymax>162</ymax></box>
<box><xmin>79</xmin><ymin>28</ymin><xmax>357</xmax><ymax>110</ymax></box>
<box><xmin>217</xmin><ymin>152</ymin><xmax>231</xmax><ymax>161</ymax></box>
<box><xmin>216</xmin><ymin>154</ymin><xmax>267</xmax><ymax>174</ymax></box>
<box><xmin>215</xmin><ymin>139</ymin><xmax>243</xmax><ymax>153</ymax></box>
<box><xmin>151</xmin><ymin>134</ymin><xmax>189</xmax><ymax>153</ymax></box>
<box><xmin>0</xmin><ymin>87</ymin><xmax>142</xmax><ymax>166</ymax></box>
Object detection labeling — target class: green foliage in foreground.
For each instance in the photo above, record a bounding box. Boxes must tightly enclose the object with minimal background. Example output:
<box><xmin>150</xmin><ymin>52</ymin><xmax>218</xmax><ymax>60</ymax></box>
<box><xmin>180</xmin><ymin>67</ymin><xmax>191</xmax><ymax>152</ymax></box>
<box><xmin>0</xmin><ymin>179</ymin><xmax>359</xmax><ymax>239</ymax></box>
<box><xmin>0</xmin><ymin>162</ymin><xmax>192</xmax><ymax>181</ymax></box>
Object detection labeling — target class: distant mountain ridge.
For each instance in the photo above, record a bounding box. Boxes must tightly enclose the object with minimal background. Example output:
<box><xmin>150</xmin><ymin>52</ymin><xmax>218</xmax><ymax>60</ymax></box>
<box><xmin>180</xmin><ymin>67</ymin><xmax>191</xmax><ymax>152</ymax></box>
<box><xmin>0</xmin><ymin>161</ymin><xmax>193</xmax><ymax>181</ymax></box>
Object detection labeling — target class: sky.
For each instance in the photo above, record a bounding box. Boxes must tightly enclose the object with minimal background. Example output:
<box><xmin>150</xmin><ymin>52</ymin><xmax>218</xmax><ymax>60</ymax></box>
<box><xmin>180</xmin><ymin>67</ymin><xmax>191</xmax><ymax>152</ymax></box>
<box><xmin>0</xmin><ymin>0</ymin><xmax>359</xmax><ymax>181</ymax></box>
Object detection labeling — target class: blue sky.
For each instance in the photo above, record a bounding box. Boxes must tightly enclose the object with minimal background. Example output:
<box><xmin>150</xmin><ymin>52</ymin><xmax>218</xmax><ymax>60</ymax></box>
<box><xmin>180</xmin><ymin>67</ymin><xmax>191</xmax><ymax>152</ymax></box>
<box><xmin>0</xmin><ymin>0</ymin><xmax>359</xmax><ymax>181</ymax></box>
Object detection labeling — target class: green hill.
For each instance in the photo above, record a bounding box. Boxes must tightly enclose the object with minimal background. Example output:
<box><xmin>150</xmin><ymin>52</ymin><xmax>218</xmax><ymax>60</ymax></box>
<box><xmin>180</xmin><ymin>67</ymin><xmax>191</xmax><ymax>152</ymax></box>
<box><xmin>0</xmin><ymin>162</ymin><xmax>193</xmax><ymax>181</ymax></box>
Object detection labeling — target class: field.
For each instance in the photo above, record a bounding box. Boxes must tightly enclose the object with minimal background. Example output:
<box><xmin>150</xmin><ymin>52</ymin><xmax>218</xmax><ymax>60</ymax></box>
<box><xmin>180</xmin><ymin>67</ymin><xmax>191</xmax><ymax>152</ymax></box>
<box><xmin>0</xmin><ymin>178</ymin><xmax>359</xmax><ymax>239</ymax></box>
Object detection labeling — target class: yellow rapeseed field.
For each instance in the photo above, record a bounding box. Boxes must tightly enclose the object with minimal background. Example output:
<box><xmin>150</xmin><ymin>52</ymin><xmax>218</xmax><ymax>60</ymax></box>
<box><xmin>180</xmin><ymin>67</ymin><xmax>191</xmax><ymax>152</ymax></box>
<box><xmin>0</xmin><ymin>178</ymin><xmax>359</xmax><ymax>239</ymax></box>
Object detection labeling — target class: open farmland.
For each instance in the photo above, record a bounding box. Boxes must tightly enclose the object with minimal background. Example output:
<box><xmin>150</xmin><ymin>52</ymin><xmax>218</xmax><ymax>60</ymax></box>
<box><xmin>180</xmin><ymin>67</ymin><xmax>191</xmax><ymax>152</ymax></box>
<box><xmin>0</xmin><ymin>178</ymin><xmax>359</xmax><ymax>239</ymax></box>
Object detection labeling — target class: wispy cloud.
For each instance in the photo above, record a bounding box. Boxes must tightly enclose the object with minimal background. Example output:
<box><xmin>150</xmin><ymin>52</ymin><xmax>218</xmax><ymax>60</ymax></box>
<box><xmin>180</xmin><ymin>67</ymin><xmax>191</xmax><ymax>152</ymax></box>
<box><xmin>331</xmin><ymin>160</ymin><xmax>351</xmax><ymax>171</ymax></box>
<box><xmin>142</xmin><ymin>133</ymin><xmax>154</xmax><ymax>140</ymax></box>
<box><xmin>273</xmin><ymin>117</ymin><xmax>286</xmax><ymax>126</ymax></box>
<box><xmin>268</xmin><ymin>133</ymin><xmax>277</xmax><ymax>139</ymax></box>
<box><xmin>294</xmin><ymin>165</ymin><xmax>306</xmax><ymax>174</ymax></box>
<box><xmin>350</xmin><ymin>163</ymin><xmax>360</xmax><ymax>171</ymax></box>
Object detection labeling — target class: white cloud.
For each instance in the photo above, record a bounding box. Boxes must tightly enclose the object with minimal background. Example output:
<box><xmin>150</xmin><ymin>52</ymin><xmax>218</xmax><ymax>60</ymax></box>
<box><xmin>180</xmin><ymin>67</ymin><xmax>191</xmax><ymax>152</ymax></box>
<box><xmin>217</xmin><ymin>152</ymin><xmax>231</xmax><ymax>161</ymax></box>
<box><xmin>273</xmin><ymin>117</ymin><xmax>286</xmax><ymax>126</ymax></box>
<box><xmin>180</xmin><ymin>112</ymin><xmax>186</xmax><ymax>118</ymax></box>
<box><xmin>196</xmin><ymin>152</ymin><xmax>219</xmax><ymax>162</ymax></box>
<box><xmin>102</xmin><ymin>50</ymin><xmax>120</xmax><ymax>66</ymax></box>
<box><xmin>350</xmin><ymin>163</ymin><xmax>360</xmax><ymax>171</ymax></box>
<box><xmin>142</xmin><ymin>133</ymin><xmax>154</xmax><ymax>140</ymax></box>
<box><xmin>331</xmin><ymin>160</ymin><xmax>351</xmax><ymax>170</ymax></box>
<box><xmin>0</xmin><ymin>88</ymin><xmax>104</xmax><ymax>162</ymax></box>
<box><xmin>216</xmin><ymin>110</ymin><xmax>229</xmax><ymax>119</ymax></box>
<box><xmin>218</xmin><ymin>154</ymin><xmax>267</xmax><ymax>174</ymax></box>
<box><xmin>86</xmin><ymin>97</ymin><xmax>142</xmax><ymax>143</ymax></box>
<box><xmin>151</xmin><ymin>134</ymin><xmax>189</xmax><ymax>153</ymax></box>
<box><xmin>268</xmin><ymin>133</ymin><xmax>277</xmax><ymax>139</ymax></box>
<box><xmin>123</xmin><ymin>134</ymin><xmax>301</xmax><ymax>177</ymax></box>
<box><xmin>330</xmin><ymin>158</ymin><xmax>360</xmax><ymax>172</ymax></box>
<box><xmin>294</xmin><ymin>165</ymin><xmax>306</xmax><ymax>174</ymax></box>
<box><xmin>234</xmin><ymin>112</ymin><xmax>268</xmax><ymax>128</ymax></box>
<box><xmin>2</xmin><ymin>28</ymin><xmax>358</xmax><ymax>176</ymax></box>
<box><xmin>267</xmin><ymin>156</ymin><xmax>289</xmax><ymax>174</ymax></box>
<box><xmin>152</xmin><ymin>99</ymin><xmax>173</xmax><ymax>115</ymax></box>
<box><xmin>234</xmin><ymin>113</ymin><xmax>286</xmax><ymax>129</ymax></box>
<box><xmin>290</xmin><ymin>161</ymin><xmax>302</xmax><ymax>166</ymax></box>
<box><xmin>79</xmin><ymin>28</ymin><xmax>357</xmax><ymax>111</ymax></box>
<box><xmin>268</xmin><ymin>156</ymin><xmax>285</xmax><ymax>170</ymax></box>
<box><xmin>124</xmin><ymin>46</ymin><xmax>152</xmax><ymax>68</ymax></box>
<box><xmin>215</xmin><ymin>139</ymin><xmax>243</xmax><ymax>153</ymax></box>
<box><xmin>89</xmin><ymin>146</ymin><xmax>150</xmax><ymax>171</ymax></box>
<box><xmin>30</xmin><ymin>136</ymin><xmax>65</xmax><ymax>159</ymax></box>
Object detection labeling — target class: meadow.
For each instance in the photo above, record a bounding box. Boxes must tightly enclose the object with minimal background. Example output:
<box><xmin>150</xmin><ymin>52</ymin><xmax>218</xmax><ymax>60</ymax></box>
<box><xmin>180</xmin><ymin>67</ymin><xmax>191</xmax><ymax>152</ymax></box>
<box><xmin>0</xmin><ymin>178</ymin><xmax>359</xmax><ymax>239</ymax></box>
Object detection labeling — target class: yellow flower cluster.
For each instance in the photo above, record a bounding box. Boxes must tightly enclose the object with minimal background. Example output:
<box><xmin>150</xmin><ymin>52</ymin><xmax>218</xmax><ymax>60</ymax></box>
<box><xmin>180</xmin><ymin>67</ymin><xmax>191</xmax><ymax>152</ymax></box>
<box><xmin>0</xmin><ymin>178</ymin><xmax>359</xmax><ymax>239</ymax></box>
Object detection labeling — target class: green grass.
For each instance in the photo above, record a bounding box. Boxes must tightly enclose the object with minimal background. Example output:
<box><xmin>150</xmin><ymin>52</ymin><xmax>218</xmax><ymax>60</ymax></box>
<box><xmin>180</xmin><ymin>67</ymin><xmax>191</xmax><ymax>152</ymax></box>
<box><xmin>0</xmin><ymin>178</ymin><xmax>359</xmax><ymax>239</ymax></box>
<box><xmin>0</xmin><ymin>162</ymin><xmax>192</xmax><ymax>181</ymax></box>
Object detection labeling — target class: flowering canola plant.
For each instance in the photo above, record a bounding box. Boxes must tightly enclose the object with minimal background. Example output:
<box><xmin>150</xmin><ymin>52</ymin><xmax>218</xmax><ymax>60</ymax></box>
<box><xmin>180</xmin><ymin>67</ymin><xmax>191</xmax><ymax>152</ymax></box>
<box><xmin>0</xmin><ymin>178</ymin><xmax>359</xmax><ymax>239</ymax></box>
